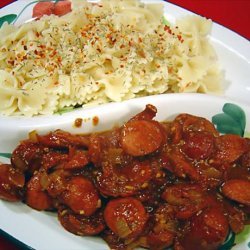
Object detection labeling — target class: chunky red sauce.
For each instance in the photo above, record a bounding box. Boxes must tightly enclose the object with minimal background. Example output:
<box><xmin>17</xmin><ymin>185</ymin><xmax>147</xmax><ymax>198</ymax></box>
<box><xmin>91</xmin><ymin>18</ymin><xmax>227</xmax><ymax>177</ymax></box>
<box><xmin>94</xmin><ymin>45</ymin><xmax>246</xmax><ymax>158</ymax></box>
<box><xmin>0</xmin><ymin>104</ymin><xmax>250</xmax><ymax>250</ymax></box>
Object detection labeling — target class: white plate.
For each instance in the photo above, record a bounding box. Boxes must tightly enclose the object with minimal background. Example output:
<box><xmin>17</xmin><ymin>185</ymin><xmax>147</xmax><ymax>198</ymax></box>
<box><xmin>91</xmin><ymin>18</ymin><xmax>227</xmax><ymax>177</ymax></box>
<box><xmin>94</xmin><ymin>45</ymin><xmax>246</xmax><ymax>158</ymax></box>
<box><xmin>0</xmin><ymin>1</ymin><xmax>250</xmax><ymax>250</ymax></box>
<box><xmin>1</xmin><ymin>93</ymin><xmax>250</xmax><ymax>250</ymax></box>
<box><xmin>0</xmin><ymin>0</ymin><xmax>249</xmax><ymax>107</ymax></box>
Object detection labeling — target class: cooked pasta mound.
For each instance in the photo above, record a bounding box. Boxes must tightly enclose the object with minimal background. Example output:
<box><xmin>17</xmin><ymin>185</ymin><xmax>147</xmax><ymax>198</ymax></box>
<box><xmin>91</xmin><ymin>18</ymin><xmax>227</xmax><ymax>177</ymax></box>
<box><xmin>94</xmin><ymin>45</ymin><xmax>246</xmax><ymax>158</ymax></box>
<box><xmin>0</xmin><ymin>0</ymin><xmax>222</xmax><ymax>116</ymax></box>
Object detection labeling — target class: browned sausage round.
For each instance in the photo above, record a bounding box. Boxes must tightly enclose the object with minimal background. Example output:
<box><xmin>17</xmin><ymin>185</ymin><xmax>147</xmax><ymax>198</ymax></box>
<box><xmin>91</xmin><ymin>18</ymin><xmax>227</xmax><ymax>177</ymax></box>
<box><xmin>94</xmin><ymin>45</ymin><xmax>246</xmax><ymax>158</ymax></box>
<box><xmin>46</xmin><ymin>170</ymin><xmax>69</xmax><ymax>198</ymax></box>
<box><xmin>167</xmin><ymin>148</ymin><xmax>200</xmax><ymax>181</ymax></box>
<box><xmin>97</xmin><ymin>161</ymin><xmax>152</xmax><ymax>197</ymax></box>
<box><xmin>162</xmin><ymin>183</ymin><xmax>206</xmax><ymax>219</ymax></box>
<box><xmin>175</xmin><ymin>113</ymin><xmax>219</xmax><ymax>136</ymax></box>
<box><xmin>26</xmin><ymin>170</ymin><xmax>53</xmax><ymax>210</ymax></box>
<box><xmin>88</xmin><ymin>134</ymin><xmax>103</xmax><ymax>166</ymax></box>
<box><xmin>104</xmin><ymin>197</ymin><xmax>148</xmax><ymax>239</ymax></box>
<box><xmin>121</xmin><ymin>120</ymin><xmax>164</xmax><ymax>156</ymax></box>
<box><xmin>143</xmin><ymin>204</ymin><xmax>177</xmax><ymax>249</ymax></box>
<box><xmin>212</xmin><ymin>135</ymin><xmax>248</xmax><ymax>164</ymax></box>
<box><xmin>182</xmin><ymin>131</ymin><xmax>215</xmax><ymax>160</ymax></box>
<box><xmin>11</xmin><ymin>141</ymin><xmax>44</xmax><ymax>173</ymax></box>
<box><xmin>223</xmin><ymin>201</ymin><xmax>246</xmax><ymax>234</ymax></box>
<box><xmin>222</xmin><ymin>179</ymin><xmax>250</xmax><ymax>206</ymax></box>
<box><xmin>62</xmin><ymin>149</ymin><xmax>89</xmax><ymax>170</ymax></box>
<box><xmin>129</xmin><ymin>104</ymin><xmax>157</xmax><ymax>121</ymax></box>
<box><xmin>62</xmin><ymin>176</ymin><xmax>101</xmax><ymax>216</ymax></box>
<box><xmin>0</xmin><ymin>164</ymin><xmax>24</xmax><ymax>202</ymax></box>
<box><xmin>58</xmin><ymin>207</ymin><xmax>105</xmax><ymax>236</ymax></box>
<box><xmin>240</xmin><ymin>151</ymin><xmax>250</xmax><ymax>168</ymax></box>
<box><xmin>37</xmin><ymin>130</ymin><xmax>89</xmax><ymax>149</ymax></box>
<box><xmin>41</xmin><ymin>151</ymin><xmax>68</xmax><ymax>170</ymax></box>
<box><xmin>180</xmin><ymin>207</ymin><xmax>229</xmax><ymax>250</ymax></box>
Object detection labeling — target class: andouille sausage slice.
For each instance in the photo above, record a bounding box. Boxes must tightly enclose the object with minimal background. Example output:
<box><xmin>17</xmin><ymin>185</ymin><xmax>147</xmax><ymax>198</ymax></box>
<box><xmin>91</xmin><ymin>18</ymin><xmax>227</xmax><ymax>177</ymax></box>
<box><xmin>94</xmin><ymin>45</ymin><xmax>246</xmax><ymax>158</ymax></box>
<box><xmin>222</xmin><ymin>179</ymin><xmax>250</xmax><ymax>206</ymax></box>
<box><xmin>182</xmin><ymin>131</ymin><xmax>215</xmax><ymax>160</ymax></box>
<box><xmin>175</xmin><ymin>113</ymin><xmax>219</xmax><ymax>136</ymax></box>
<box><xmin>0</xmin><ymin>164</ymin><xmax>25</xmax><ymax>202</ymax></box>
<box><xmin>121</xmin><ymin>120</ymin><xmax>164</xmax><ymax>156</ymax></box>
<box><xmin>37</xmin><ymin>130</ymin><xmax>89</xmax><ymax>149</ymax></box>
<box><xmin>161</xmin><ymin>183</ymin><xmax>206</xmax><ymax>219</ymax></box>
<box><xmin>104</xmin><ymin>197</ymin><xmax>148</xmax><ymax>239</ymax></box>
<box><xmin>180</xmin><ymin>207</ymin><xmax>229</xmax><ymax>250</ymax></box>
<box><xmin>143</xmin><ymin>204</ymin><xmax>177</xmax><ymax>249</ymax></box>
<box><xmin>97</xmin><ymin>160</ymin><xmax>152</xmax><ymax>197</ymax></box>
<box><xmin>11</xmin><ymin>141</ymin><xmax>45</xmax><ymax>173</ymax></box>
<box><xmin>62</xmin><ymin>176</ymin><xmax>101</xmax><ymax>216</ymax></box>
<box><xmin>26</xmin><ymin>170</ymin><xmax>53</xmax><ymax>211</ymax></box>
<box><xmin>130</xmin><ymin>104</ymin><xmax>157</xmax><ymax>121</ymax></box>
<box><xmin>58</xmin><ymin>207</ymin><xmax>105</xmax><ymax>236</ymax></box>
<box><xmin>212</xmin><ymin>134</ymin><xmax>248</xmax><ymax>164</ymax></box>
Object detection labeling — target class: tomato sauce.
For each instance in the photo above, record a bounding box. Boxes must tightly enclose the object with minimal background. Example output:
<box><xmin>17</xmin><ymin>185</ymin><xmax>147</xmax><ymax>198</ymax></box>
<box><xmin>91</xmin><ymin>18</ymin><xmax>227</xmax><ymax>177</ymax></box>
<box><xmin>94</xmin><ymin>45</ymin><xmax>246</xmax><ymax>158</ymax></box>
<box><xmin>0</xmin><ymin>104</ymin><xmax>249</xmax><ymax>249</ymax></box>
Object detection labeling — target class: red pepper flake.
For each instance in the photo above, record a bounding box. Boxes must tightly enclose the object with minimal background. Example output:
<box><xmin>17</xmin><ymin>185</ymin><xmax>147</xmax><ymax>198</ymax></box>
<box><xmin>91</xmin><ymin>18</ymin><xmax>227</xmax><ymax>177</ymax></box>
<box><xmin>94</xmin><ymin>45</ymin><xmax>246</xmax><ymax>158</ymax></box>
<box><xmin>38</xmin><ymin>44</ymin><xmax>46</xmax><ymax>49</ymax></box>
<box><xmin>49</xmin><ymin>50</ymin><xmax>57</xmax><ymax>57</ymax></box>
<box><xmin>164</xmin><ymin>25</ymin><xmax>172</xmax><ymax>35</ymax></box>
<box><xmin>8</xmin><ymin>60</ymin><xmax>14</xmax><ymax>66</ymax></box>
<box><xmin>57</xmin><ymin>56</ymin><xmax>62</xmax><ymax>64</ymax></box>
<box><xmin>74</xmin><ymin>118</ymin><xmax>83</xmax><ymax>128</ymax></box>
<box><xmin>92</xmin><ymin>116</ymin><xmax>99</xmax><ymax>126</ymax></box>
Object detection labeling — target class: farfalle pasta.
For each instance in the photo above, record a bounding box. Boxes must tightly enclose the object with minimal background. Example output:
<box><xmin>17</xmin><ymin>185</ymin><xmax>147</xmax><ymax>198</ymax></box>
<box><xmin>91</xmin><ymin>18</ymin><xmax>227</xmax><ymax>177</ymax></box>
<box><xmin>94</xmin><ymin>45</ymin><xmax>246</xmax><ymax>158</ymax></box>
<box><xmin>0</xmin><ymin>0</ymin><xmax>222</xmax><ymax>116</ymax></box>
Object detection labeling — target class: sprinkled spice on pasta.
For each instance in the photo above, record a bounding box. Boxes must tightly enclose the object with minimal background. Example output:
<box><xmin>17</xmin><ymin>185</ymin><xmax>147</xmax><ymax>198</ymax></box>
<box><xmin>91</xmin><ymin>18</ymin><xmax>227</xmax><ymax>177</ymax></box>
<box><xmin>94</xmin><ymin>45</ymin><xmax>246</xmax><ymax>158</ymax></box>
<box><xmin>0</xmin><ymin>0</ymin><xmax>222</xmax><ymax>116</ymax></box>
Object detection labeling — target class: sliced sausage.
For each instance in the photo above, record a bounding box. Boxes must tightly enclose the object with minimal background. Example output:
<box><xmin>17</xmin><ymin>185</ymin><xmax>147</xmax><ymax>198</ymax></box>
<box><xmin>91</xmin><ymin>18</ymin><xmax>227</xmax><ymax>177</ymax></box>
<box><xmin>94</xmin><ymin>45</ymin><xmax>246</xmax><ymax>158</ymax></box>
<box><xmin>240</xmin><ymin>150</ymin><xmax>250</xmax><ymax>168</ymax></box>
<box><xmin>212</xmin><ymin>134</ymin><xmax>248</xmax><ymax>164</ymax></box>
<box><xmin>104</xmin><ymin>197</ymin><xmax>148</xmax><ymax>239</ymax></box>
<box><xmin>88</xmin><ymin>134</ymin><xmax>104</xmax><ymax>166</ymax></box>
<box><xmin>121</xmin><ymin>120</ymin><xmax>164</xmax><ymax>156</ymax></box>
<box><xmin>97</xmin><ymin>161</ymin><xmax>152</xmax><ymax>197</ymax></box>
<box><xmin>175</xmin><ymin>113</ymin><xmax>219</xmax><ymax>136</ymax></box>
<box><xmin>37</xmin><ymin>130</ymin><xmax>89</xmax><ymax>149</ymax></box>
<box><xmin>0</xmin><ymin>164</ymin><xmax>24</xmax><ymax>202</ymax></box>
<box><xmin>58</xmin><ymin>207</ymin><xmax>105</xmax><ymax>236</ymax></box>
<box><xmin>61</xmin><ymin>149</ymin><xmax>89</xmax><ymax>170</ymax></box>
<box><xmin>130</xmin><ymin>104</ymin><xmax>157</xmax><ymax>121</ymax></box>
<box><xmin>26</xmin><ymin>170</ymin><xmax>53</xmax><ymax>210</ymax></box>
<box><xmin>222</xmin><ymin>179</ymin><xmax>250</xmax><ymax>206</ymax></box>
<box><xmin>162</xmin><ymin>183</ymin><xmax>206</xmax><ymax>219</ymax></box>
<box><xmin>180</xmin><ymin>207</ymin><xmax>229</xmax><ymax>250</ymax></box>
<box><xmin>167</xmin><ymin>148</ymin><xmax>200</xmax><ymax>180</ymax></box>
<box><xmin>144</xmin><ymin>204</ymin><xmax>177</xmax><ymax>249</ymax></box>
<box><xmin>46</xmin><ymin>170</ymin><xmax>69</xmax><ymax>198</ymax></box>
<box><xmin>62</xmin><ymin>176</ymin><xmax>100</xmax><ymax>216</ymax></box>
<box><xmin>223</xmin><ymin>201</ymin><xmax>246</xmax><ymax>234</ymax></box>
<box><xmin>41</xmin><ymin>151</ymin><xmax>68</xmax><ymax>170</ymax></box>
<box><xmin>182</xmin><ymin>131</ymin><xmax>215</xmax><ymax>160</ymax></box>
<box><xmin>11</xmin><ymin>141</ymin><xmax>44</xmax><ymax>173</ymax></box>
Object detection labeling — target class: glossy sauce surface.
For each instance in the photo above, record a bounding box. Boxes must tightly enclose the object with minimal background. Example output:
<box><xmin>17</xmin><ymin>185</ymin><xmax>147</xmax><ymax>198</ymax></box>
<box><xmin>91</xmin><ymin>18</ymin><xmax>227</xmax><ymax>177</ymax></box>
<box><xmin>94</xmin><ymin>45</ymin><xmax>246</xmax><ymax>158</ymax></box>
<box><xmin>0</xmin><ymin>104</ymin><xmax>249</xmax><ymax>250</ymax></box>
